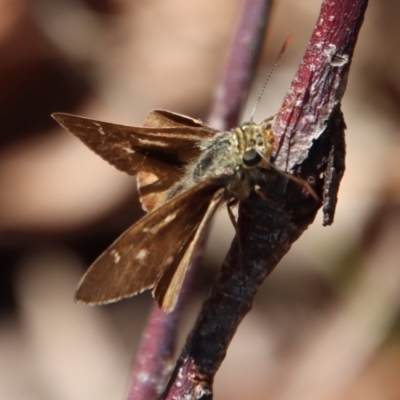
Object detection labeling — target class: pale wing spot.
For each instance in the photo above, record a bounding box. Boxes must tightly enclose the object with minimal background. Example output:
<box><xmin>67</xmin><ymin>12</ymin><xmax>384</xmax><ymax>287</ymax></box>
<box><xmin>165</xmin><ymin>256</ymin><xmax>174</xmax><ymax>265</ymax></box>
<box><xmin>137</xmin><ymin>138</ymin><xmax>168</xmax><ymax>147</ymax></box>
<box><xmin>110</xmin><ymin>249</ymin><xmax>121</xmax><ymax>264</ymax></box>
<box><xmin>92</xmin><ymin>122</ymin><xmax>106</xmax><ymax>135</ymax></box>
<box><xmin>122</xmin><ymin>147</ymin><xmax>135</xmax><ymax>154</ymax></box>
<box><xmin>143</xmin><ymin>212</ymin><xmax>177</xmax><ymax>234</ymax></box>
<box><xmin>164</xmin><ymin>213</ymin><xmax>177</xmax><ymax>223</ymax></box>
<box><xmin>135</xmin><ymin>249</ymin><xmax>149</xmax><ymax>261</ymax></box>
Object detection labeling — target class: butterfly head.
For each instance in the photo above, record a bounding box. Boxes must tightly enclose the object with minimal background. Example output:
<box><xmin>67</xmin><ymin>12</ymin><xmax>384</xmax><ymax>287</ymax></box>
<box><xmin>235</xmin><ymin>121</ymin><xmax>275</xmax><ymax>168</ymax></box>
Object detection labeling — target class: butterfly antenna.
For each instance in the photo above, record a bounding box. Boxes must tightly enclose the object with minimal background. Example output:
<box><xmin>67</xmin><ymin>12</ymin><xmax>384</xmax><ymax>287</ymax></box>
<box><xmin>249</xmin><ymin>34</ymin><xmax>294</xmax><ymax>122</ymax></box>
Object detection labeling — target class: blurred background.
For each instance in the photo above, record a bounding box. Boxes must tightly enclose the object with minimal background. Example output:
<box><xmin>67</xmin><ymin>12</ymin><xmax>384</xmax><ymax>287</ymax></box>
<box><xmin>1</xmin><ymin>0</ymin><xmax>400</xmax><ymax>399</ymax></box>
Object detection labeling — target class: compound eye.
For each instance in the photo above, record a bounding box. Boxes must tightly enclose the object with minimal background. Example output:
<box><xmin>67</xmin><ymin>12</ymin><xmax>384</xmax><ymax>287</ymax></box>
<box><xmin>242</xmin><ymin>148</ymin><xmax>261</xmax><ymax>167</ymax></box>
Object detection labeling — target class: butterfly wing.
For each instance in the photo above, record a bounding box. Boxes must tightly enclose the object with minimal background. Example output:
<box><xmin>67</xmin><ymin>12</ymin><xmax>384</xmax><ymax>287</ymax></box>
<box><xmin>52</xmin><ymin>111</ymin><xmax>217</xmax><ymax>211</ymax></box>
<box><xmin>75</xmin><ymin>179</ymin><xmax>226</xmax><ymax>308</ymax></box>
<box><xmin>53</xmin><ymin>110</ymin><xmax>226</xmax><ymax>310</ymax></box>
<box><xmin>154</xmin><ymin>187</ymin><xmax>224</xmax><ymax>311</ymax></box>
<box><xmin>52</xmin><ymin>111</ymin><xmax>216</xmax><ymax>176</ymax></box>
<box><xmin>139</xmin><ymin>110</ymin><xmax>219</xmax><ymax>211</ymax></box>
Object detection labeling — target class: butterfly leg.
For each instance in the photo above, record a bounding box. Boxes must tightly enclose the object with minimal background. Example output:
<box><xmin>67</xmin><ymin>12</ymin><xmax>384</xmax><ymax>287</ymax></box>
<box><xmin>227</xmin><ymin>200</ymin><xmax>244</xmax><ymax>270</ymax></box>
<box><xmin>271</xmin><ymin>167</ymin><xmax>320</xmax><ymax>201</ymax></box>
<box><xmin>253</xmin><ymin>184</ymin><xmax>269</xmax><ymax>202</ymax></box>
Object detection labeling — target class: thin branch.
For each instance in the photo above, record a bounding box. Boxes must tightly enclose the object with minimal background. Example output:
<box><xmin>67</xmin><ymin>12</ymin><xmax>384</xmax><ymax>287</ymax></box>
<box><xmin>207</xmin><ymin>0</ymin><xmax>273</xmax><ymax>130</ymax></box>
<box><xmin>127</xmin><ymin>306</ymin><xmax>178</xmax><ymax>400</ymax></box>
<box><xmin>126</xmin><ymin>265</ymin><xmax>192</xmax><ymax>400</ymax></box>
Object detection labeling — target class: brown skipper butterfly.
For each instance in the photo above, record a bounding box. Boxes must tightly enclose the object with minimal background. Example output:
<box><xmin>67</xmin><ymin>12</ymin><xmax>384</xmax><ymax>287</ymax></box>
<box><xmin>52</xmin><ymin>37</ymin><xmax>318</xmax><ymax>312</ymax></box>
<box><xmin>53</xmin><ymin>108</ymin><xmax>317</xmax><ymax>312</ymax></box>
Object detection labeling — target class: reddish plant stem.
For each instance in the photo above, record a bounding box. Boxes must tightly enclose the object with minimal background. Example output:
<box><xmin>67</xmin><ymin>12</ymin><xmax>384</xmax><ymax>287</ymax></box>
<box><xmin>163</xmin><ymin>0</ymin><xmax>368</xmax><ymax>399</ymax></box>
<box><xmin>127</xmin><ymin>307</ymin><xmax>179</xmax><ymax>400</ymax></box>
<box><xmin>273</xmin><ymin>0</ymin><xmax>368</xmax><ymax>225</ymax></box>
<box><xmin>126</xmin><ymin>248</ymin><xmax>201</xmax><ymax>400</ymax></box>
<box><xmin>275</xmin><ymin>0</ymin><xmax>365</xmax><ymax>170</ymax></box>
<box><xmin>126</xmin><ymin>1</ymin><xmax>273</xmax><ymax>399</ymax></box>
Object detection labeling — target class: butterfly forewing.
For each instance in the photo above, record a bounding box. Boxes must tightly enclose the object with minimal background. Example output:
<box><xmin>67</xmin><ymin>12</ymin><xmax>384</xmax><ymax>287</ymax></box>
<box><xmin>75</xmin><ymin>179</ymin><xmax>226</xmax><ymax>306</ymax></box>
<box><xmin>52</xmin><ymin>111</ymin><xmax>216</xmax><ymax>176</ymax></box>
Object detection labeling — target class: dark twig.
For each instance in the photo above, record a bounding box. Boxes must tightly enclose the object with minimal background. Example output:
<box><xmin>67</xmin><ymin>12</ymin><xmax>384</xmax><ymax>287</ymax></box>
<box><xmin>163</xmin><ymin>0</ymin><xmax>368</xmax><ymax>399</ymax></box>
<box><xmin>126</xmin><ymin>1</ymin><xmax>273</xmax><ymax>399</ymax></box>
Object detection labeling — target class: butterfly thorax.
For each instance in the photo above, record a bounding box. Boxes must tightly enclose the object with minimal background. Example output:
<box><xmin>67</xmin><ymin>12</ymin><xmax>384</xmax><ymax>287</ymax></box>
<box><xmin>183</xmin><ymin>120</ymin><xmax>276</xmax><ymax>201</ymax></box>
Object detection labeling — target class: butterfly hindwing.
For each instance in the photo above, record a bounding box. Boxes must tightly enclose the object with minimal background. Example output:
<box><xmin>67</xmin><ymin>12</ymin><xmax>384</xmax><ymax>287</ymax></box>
<box><xmin>138</xmin><ymin>110</ymin><xmax>219</xmax><ymax>211</ymax></box>
<box><xmin>143</xmin><ymin>109</ymin><xmax>216</xmax><ymax>134</ymax></box>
